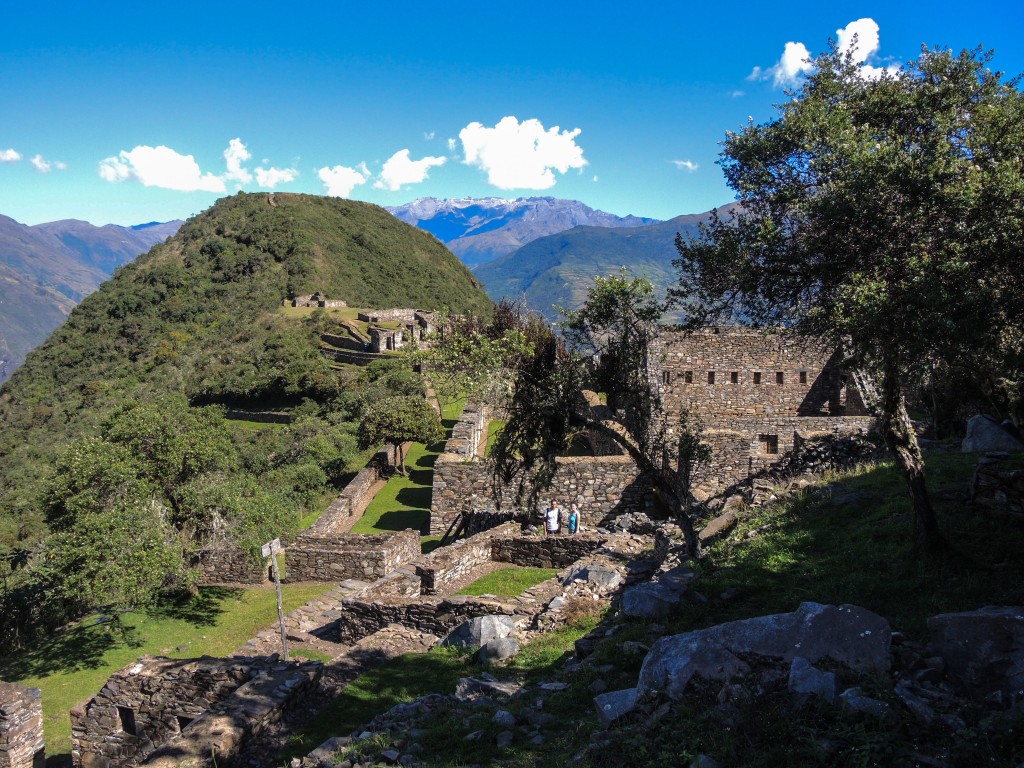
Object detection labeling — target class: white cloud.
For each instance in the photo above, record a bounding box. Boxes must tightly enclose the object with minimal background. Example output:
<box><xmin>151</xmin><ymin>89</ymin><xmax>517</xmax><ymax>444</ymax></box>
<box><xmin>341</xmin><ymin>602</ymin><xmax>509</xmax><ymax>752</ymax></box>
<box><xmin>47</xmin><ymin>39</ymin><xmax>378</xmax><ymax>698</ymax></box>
<box><xmin>424</xmin><ymin>131</ymin><xmax>435</xmax><ymax>141</ymax></box>
<box><xmin>318</xmin><ymin>164</ymin><xmax>369</xmax><ymax>197</ymax></box>
<box><xmin>751</xmin><ymin>18</ymin><xmax>897</xmax><ymax>88</ymax></box>
<box><xmin>31</xmin><ymin>155</ymin><xmax>66</xmax><ymax>173</ymax></box>
<box><xmin>0</xmin><ymin>148</ymin><xmax>21</xmax><ymax>163</ymax></box>
<box><xmin>672</xmin><ymin>160</ymin><xmax>699</xmax><ymax>173</ymax></box>
<box><xmin>374</xmin><ymin>149</ymin><xmax>446</xmax><ymax>191</ymax></box>
<box><xmin>749</xmin><ymin>41</ymin><xmax>813</xmax><ymax>87</ymax></box>
<box><xmin>98</xmin><ymin>145</ymin><xmax>227</xmax><ymax>192</ymax></box>
<box><xmin>447</xmin><ymin>138</ymin><xmax>456</xmax><ymax>152</ymax></box>
<box><xmin>223</xmin><ymin>138</ymin><xmax>252</xmax><ymax>185</ymax></box>
<box><xmin>459</xmin><ymin>116</ymin><xmax>587</xmax><ymax>190</ymax></box>
<box><xmin>730</xmin><ymin>90</ymin><xmax>745</xmax><ymax>98</ymax></box>
<box><xmin>255</xmin><ymin>166</ymin><xmax>298</xmax><ymax>188</ymax></box>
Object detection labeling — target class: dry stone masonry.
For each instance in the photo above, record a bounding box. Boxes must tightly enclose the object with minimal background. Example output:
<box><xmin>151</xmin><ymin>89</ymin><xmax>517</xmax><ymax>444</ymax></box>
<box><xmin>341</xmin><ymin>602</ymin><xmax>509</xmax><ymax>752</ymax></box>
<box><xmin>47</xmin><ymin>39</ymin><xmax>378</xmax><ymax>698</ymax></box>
<box><xmin>0</xmin><ymin>683</ymin><xmax>44</xmax><ymax>768</ymax></box>
<box><xmin>286</xmin><ymin>529</ymin><xmax>420</xmax><ymax>583</ymax></box>
<box><xmin>70</xmin><ymin>656</ymin><xmax>321</xmax><ymax>768</ymax></box>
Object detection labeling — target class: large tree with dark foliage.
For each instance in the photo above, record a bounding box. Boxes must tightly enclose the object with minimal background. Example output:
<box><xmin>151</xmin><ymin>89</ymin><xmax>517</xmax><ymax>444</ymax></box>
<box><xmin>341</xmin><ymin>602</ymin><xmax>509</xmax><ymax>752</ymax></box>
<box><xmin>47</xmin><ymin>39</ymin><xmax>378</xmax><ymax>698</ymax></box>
<box><xmin>673</xmin><ymin>45</ymin><xmax>1024</xmax><ymax>552</ymax></box>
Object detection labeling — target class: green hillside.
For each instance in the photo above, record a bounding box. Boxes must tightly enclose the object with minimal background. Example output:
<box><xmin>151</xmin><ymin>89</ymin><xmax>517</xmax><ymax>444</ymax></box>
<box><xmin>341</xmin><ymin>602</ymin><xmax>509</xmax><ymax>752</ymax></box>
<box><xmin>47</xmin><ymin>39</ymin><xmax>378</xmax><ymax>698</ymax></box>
<box><xmin>0</xmin><ymin>192</ymin><xmax>490</xmax><ymax>643</ymax></box>
<box><xmin>474</xmin><ymin>205</ymin><xmax>738</xmax><ymax>318</ymax></box>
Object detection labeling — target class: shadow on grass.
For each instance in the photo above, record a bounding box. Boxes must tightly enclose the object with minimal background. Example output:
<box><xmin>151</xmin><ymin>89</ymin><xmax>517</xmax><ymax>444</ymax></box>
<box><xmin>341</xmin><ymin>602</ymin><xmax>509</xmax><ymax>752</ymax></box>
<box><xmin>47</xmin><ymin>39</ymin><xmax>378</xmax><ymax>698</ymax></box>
<box><xmin>145</xmin><ymin>586</ymin><xmax>243</xmax><ymax>626</ymax></box>
<box><xmin>370</xmin><ymin>508</ymin><xmax>430</xmax><ymax>534</ymax></box>
<box><xmin>666</xmin><ymin>452</ymin><xmax>1024</xmax><ymax>638</ymax></box>
<box><xmin>0</xmin><ymin>614</ymin><xmax>143</xmax><ymax>679</ymax></box>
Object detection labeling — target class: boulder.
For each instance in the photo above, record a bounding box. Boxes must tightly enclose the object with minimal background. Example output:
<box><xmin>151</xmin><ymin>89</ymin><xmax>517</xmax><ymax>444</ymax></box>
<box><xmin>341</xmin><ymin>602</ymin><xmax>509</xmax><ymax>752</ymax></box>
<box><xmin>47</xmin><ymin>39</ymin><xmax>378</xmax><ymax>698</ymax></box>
<box><xmin>480</xmin><ymin>637</ymin><xmax>520</xmax><ymax>664</ymax></box>
<box><xmin>638</xmin><ymin>603</ymin><xmax>890</xmax><ymax>701</ymax></box>
<box><xmin>657</xmin><ymin>565</ymin><xmax>698</xmax><ymax>594</ymax></box>
<box><xmin>564</xmin><ymin>563</ymin><xmax>624</xmax><ymax>592</ymax></box>
<box><xmin>839</xmin><ymin>687</ymin><xmax>890</xmax><ymax>717</ymax></box>
<box><xmin>593</xmin><ymin>687</ymin><xmax>638</xmax><ymax>725</ymax></box>
<box><xmin>443</xmin><ymin>615</ymin><xmax>517</xmax><ymax>649</ymax></box>
<box><xmin>454</xmin><ymin>675</ymin><xmax>520</xmax><ymax>701</ymax></box>
<box><xmin>788</xmin><ymin>657</ymin><xmax>836</xmax><ymax>702</ymax></box>
<box><xmin>926</xmin><ymin>606</ymin><xmax>1024</xmax><ymax>702</ymax></box>
<box><xmin>698</xmin><ymin>511</ymin><xmax>738</xmax><ymax>543</ymax></box>
<box><xmin>962</xmin><ymin>415</ymin><xmax>1024</xmax><ymax>453</ymax></box>
<box><xmin>621</xmin><ymin>583</ymin><xmax>682</xmax><ymax>619</ymax></box>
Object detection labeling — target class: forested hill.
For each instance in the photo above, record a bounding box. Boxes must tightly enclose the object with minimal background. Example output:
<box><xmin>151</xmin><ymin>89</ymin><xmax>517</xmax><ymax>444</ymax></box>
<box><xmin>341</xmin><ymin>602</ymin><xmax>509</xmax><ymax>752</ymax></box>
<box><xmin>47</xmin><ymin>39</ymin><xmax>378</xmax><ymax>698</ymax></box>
<box><xmin>0</xmin><ymin>192</ymin><xmax>491</xmax><ymax>560</ymax></box>
<box><xmin>474</xmin><ymin>203</ymin><xmax>740</xmax><ymax>319</ymax></box>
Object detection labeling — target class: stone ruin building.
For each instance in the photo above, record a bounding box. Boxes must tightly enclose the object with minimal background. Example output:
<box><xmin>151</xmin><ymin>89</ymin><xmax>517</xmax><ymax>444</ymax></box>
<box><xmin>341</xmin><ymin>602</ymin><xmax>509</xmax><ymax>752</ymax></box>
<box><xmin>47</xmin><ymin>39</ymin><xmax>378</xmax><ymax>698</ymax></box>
<box><xmin>430</xmin><ymin>326</ymin><xmax>876</xmax><ymax>534</ymax></box>
<box><xmin>69</xmin><ymin>655</ymin><xmax>321</xmax><ymax>768</ymax></box>
<box><xmin>654</xmin><ymin>326</ymin><xmax>875</xmax><ymax>497</ymax></box>
<box><xmin>360</xmin><ymin>309</ymin><xmax>435</xmax><ymax>353</ymax></box>
<box><xmin>289</xmin><ymin>291</ymin><xmax>347</xmax><ymax>308</ymax></box>
<box><xmin>0</xmin><ymin>682</ymin><xmax>44</xmax><ymax>768</ymax></box>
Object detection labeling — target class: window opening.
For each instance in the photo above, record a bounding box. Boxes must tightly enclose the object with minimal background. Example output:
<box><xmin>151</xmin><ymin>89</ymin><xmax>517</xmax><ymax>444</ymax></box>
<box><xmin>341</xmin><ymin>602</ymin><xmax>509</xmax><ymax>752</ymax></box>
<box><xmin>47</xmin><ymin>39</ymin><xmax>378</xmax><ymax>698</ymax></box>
<box><xmin>730</xmin><ymin>371</ymin><xmax>738</xmax><ymax>384</ymax></box>
<box><xmin>759</xmin><ymin>434</ymin><xmax>779</xmax><ymax>455</ymax></box>
<box><xmin>799</xmin><ymin>371</ymin><xmax>807</xmax><ymax>385</ymax></box>
<box><xmin>684</xmin><ymin>370</ymin><xmax>693</xmax><ymax>384</ymax></box>
<box><xmin>116</xmin><ymin>706</ymin><xmax>138</xmax><ymax>737</ymax></box>
<box><xmin>707</xmin><ymin>371</ymin><xmax>715</xmax><ymax>385</ymax></box>
<box><xmin>753</xmin><ymin>372</ymin><xmax>761</xmax><ymax>385</ymax></box>
<box><xmin>662</xmin><ymin>371</ymin><xmax>672</xmax><ymax>385</ymax></box>
<box><xmin>776</xmin><ymin>371</ymin><xmax>784</xmax><ymax>385</ymax></box>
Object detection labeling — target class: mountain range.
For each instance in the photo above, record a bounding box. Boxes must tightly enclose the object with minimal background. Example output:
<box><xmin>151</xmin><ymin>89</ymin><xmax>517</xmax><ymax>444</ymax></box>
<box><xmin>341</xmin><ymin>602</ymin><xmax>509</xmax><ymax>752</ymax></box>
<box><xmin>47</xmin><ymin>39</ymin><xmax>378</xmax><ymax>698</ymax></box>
<box><xmin>473</xmin><ymin>204</ymin><xmax>740</xmax><ymax>319</ymax></box>
<box><xmin>387</xmin><ymin>196</ymin><xmax>658</xmax><ymax>268</ymax></box>
<box><xmin>0</xmin><ymin>216</ymin><xmax>182</xmax><ymax>383</ymax></box>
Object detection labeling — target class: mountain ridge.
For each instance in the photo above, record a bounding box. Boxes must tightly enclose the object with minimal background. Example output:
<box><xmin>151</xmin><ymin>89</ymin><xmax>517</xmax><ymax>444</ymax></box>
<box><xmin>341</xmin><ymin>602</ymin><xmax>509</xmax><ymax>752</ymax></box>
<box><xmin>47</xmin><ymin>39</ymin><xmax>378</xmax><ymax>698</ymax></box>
<box><xmin>388</xmin><ymin>196</ymin><xmax>658</xmax><ymax>268</ymax></box>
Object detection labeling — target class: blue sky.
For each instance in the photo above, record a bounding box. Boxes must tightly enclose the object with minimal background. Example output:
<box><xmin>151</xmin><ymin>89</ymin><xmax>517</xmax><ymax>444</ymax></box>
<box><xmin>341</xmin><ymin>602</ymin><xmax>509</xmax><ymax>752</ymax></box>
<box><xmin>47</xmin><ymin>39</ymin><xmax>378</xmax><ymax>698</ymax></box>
<box><xmin>2</xmin><ymin>1</ymin><xmax>1022</xmax><ymax>226</ymax></box>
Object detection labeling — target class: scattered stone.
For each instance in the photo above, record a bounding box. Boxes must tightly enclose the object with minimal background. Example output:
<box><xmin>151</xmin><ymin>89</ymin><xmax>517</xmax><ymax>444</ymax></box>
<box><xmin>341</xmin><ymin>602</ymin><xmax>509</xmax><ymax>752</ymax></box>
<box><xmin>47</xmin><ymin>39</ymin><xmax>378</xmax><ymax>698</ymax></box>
<box><xmin>564</xmin><ymin>563</ymin><xmax>624</xmax><ymax>592</ymax></box>
<box><xmin>657</xmin><ymin>566</ymin><xmax>698</xmax><ymax>593</ymax></box>
<box><xmin>962</xmin><ymin>415</ymin><xmax>1024</xmax><ymax>453</ymax></box>
<box><xmin>480</xmin><ymin>637</ymin><xmax>520</xmax><ymax>664</ymax></box>
<box><xmin>548</xmin><ymin>596</ymin><xmax>567</xmax><ymax>611</ymax></box>
<box><xmin>839</xmin><ymin>687</ymin><xmax>891</xmax><ymax>717</ymax></box>
<box><xmin>638</xmin><ymin>603</ymin><xmax>890</xmax><ymax>701</ymax></box>
<box><xmin>588</xmin><ymin>679</ymin><xmax>608</xmax><ymax>694</ymax></box>
<box><xmin>443</xmin><ymin>615</ymin><xmax>517</xmax><ymax>649</ymax></box>
<box><xmin>788</xmin><ymin>657</ymin><xmax>836</xmax><ymax>702</ymax></box>
<box><xmin>529</xmin><ymin>734</ymin><xmax>545</xmax><ymax>746</ymax></box>
<box><xmin>699</xmin><ymin>511</ymin><xmax>738</xmax><ymax>543</ymax></box>
<box><xmin>380</xmin><ymin>748</ymin><xmax>401</xmax><ymax>763</ymax></box>
<box><xmin>540</xmin><ymin>681</ymin><xmax>569</xmax><ymax>691</ymax></box>
<box><xmin>926</xmin><ymin>606</ymin><xmax>1024</xmax><ymax>702</ymax></box>
<box><xmin>621</xmin><ymin>583</ymin><xmax>682</xmax><ymax>619</ymax></box>
<box><xmin>594</xmin><ymin>687</ymin><xmax>638</xmax><ymax>725</ymax></box>
<box><xmin>493</xmin><ymin>709</ymin><xmax>517</xmax><ymax>728</ymax></box>
<box><xmin>894</xmin><ymin>681</ymin><xmax>937</xmax><ymax>724</ymax></box>
<box><xmin>464</xmin><ymin>730</ymin><xmax>483</xmax><ymax>741</ymax></box>
<box><xmin>495</xmin><ymin>731</ymin><xmax>514</xmax><ymax>749</ymax></box>
<box><xmin>455</xmin><ymin>676</ymin><xmax>520</xmax><ymax>701</ymax></box>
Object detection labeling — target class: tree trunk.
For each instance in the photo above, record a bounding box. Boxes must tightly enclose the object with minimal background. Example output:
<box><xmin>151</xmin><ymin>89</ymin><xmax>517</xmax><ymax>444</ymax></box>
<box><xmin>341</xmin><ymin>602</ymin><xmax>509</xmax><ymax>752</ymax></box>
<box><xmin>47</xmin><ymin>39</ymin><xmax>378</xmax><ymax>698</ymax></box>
<box><xmin>399</xmin><ymin>443</ymin><xmax>407</xmax><ymax>476</ymax></box>
<box><xmin>577</xmin><ymin>414</ymin><xmax>701</xmax><ymax>558</ymax></box>
<box><xmin>878</xmin><ymin>357</ymin><xmax>944</xmax><ymax>552</ymax></box>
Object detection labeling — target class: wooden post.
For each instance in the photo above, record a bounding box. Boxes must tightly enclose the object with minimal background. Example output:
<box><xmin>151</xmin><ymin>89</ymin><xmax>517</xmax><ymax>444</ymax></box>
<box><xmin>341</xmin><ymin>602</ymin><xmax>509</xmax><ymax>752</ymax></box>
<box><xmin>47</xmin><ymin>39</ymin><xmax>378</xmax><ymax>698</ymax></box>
<box><xmin>261</xmin><ymin>538</ymin><xmax>288</xmax><ymax>661</ymax></box>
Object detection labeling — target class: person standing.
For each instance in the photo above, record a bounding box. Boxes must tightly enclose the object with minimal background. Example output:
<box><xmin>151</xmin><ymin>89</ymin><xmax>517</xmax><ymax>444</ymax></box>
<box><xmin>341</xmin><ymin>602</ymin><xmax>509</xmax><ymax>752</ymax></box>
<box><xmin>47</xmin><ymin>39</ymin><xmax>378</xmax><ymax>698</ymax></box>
<box><xmin>568</xmin><ymin>503</ymin><xmax>580</xmax><ymax>535</ymax></box>
<box><xmin>545</xmin><ymin>500</ymin><xmax>561</xmax><ymax>537</ymax></box>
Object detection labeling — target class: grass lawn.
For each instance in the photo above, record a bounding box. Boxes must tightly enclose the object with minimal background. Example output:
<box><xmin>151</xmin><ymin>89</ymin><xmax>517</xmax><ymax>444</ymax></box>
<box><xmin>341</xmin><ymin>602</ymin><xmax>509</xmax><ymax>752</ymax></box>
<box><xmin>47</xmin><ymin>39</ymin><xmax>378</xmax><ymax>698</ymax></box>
<box><xmin>0</xmin><ymin>584</ymin><xmax>331</xmax><ymax>767</ymax></box>
<box><xmin>485</xmin><ymin>418</ymin><xmax>505</xmax><ymax>455</ymax></box>
<box><xmin>350</xmin><ymin>399</ymin><xmax>465</xmax><ymax>542</ymax></box>
<box><xmin>456</xmin><ymin>567</ymin><xmax>558</xmax><ymax>596</ymax></box>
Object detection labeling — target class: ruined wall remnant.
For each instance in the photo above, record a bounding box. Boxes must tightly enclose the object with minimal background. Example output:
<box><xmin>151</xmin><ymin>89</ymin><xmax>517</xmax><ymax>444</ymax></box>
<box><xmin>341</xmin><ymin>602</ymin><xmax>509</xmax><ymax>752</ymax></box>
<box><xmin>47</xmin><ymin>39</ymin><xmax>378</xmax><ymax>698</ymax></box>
<box><xmin>0</xmin><ymin>682</ymin><xmax>44</xmax><ymax>768</ymax></box>
<box><xmin>286</xmin><ymin>528</ymin><xmax>420</xmax><ymax>583</ymax></box>
<box><xmin>70</xmin><ymin>656</ymin><xmax>322</xmax><ymax>768</ymax></box>
<box><xmin>193</xmin><ymin>543</ymin><xmax>267</xmax><ymax>585</ymax></box>
<box><xmin>490</xmin><ymin>534</ymin><xmax>606</xmax><ymax>569</ymax></box>
<box><xmin>970</xmin><ymin>454</ymin><xmax>1024</xmax><ymax>522</ymax></box>
<box><xmin>301</xmin><ymin>452</ymin><xmax>387</xmax><ymax>538</ymax></box>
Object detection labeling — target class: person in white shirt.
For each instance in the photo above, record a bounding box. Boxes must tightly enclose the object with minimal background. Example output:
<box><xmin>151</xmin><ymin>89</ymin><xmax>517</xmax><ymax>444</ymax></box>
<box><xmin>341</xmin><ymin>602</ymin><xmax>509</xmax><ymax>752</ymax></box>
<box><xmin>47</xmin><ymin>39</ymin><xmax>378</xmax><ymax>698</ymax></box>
<box><xmin>545</xmin><ymin>500</ymin><xmax>562</xmax><ymax>537</ymax></box>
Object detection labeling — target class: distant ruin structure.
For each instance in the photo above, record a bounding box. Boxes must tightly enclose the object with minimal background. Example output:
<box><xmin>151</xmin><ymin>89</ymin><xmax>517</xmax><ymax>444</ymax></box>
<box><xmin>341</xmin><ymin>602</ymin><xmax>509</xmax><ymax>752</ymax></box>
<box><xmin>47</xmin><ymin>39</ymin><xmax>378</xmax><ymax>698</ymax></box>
<box><xmin>360</xmin><ymin>309</ymin><xmax>435</xmax><ymax>353</ymax></box>
<box><xmin>289</xmin><ymin>292</ymin><xmax>347</xmax><ymax>308</ymax></box>
<box><xmin>0</xmin><ymin>682</ymin><xmax>44</xmax><ymax>768</ymax></box>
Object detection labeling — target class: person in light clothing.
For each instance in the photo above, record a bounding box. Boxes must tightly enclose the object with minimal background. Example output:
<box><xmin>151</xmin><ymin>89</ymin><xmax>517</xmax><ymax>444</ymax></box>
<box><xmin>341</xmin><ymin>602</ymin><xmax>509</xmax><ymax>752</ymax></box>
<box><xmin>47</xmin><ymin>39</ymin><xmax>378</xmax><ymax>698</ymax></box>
<box><xmin>545</xmin><ymin>500</ymin><xmax>562</xmax><ymax>536</ymax></box>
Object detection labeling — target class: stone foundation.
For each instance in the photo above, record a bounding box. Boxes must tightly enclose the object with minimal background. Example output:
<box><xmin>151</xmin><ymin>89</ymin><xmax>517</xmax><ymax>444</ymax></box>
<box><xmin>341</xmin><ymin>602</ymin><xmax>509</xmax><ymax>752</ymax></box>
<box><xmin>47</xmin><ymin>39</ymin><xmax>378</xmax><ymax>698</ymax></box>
<box><xmin>0</xmin><ymin>682</ymin><xmax>44</xmax><ymax>768</ymax></box>
<box><xmin>490</xmin><ymin>534</ymin><xmax>606</xmax><ymax>569</ymax></box>
<box><xmin>193</xmin><ymin>544</ymin><xmax>267</xmax><ymax>585</ymax></box>
<box><xmin>286</xmin><ymin>529</ymin><xmax>420</xmax><ymax>583</ymax></box>
<box><xmin>970</xmin><ymin>454</ymin><xmax>1024</xmax><ymax>522</ymax></box>
<box><xmin>70</xmin><ymin>655</ymin><xmax>321</xmax><ymax>768</ymax></box>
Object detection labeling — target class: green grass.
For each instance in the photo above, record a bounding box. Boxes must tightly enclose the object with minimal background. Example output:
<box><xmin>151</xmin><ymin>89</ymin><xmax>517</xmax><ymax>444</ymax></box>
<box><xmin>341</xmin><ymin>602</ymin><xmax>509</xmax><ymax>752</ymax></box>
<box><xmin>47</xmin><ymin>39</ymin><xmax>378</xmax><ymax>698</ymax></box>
<box><xmin>485</xmin><ymin>418</ymin><xmax>506</xmax><ymax>455</ymax></box>
<box><xmin>455</xmin><ymin>567</ymin><xmax>558</xmax><ymax>596</ymax></box>
<box><xmin>276</xmin><ymin>647</ymin><xmax>471</xmax><ymax>764</ymax></box>
<box><xmin>350</xmin><ymin>399</ymin><xmax>465</xmax><ymax>540</ymax></box>
<box><xmin>0</xmin><ymin>584</ymin><xmax>331</xmax><ymax>766</ymax></box>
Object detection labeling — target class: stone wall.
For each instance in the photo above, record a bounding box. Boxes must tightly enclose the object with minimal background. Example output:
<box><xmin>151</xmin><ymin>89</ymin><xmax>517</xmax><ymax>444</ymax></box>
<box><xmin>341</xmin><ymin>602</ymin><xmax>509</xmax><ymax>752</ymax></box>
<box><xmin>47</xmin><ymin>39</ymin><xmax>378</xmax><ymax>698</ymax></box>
<box><xmin>286</xmin><ymin>529</ymin><xmax>420</xmax><ymax>583</ymax></box>
<box><xmin>970</xmin><ymin>454</ymin><xmax>1024</xmax><ymax>522</ymax></box>
<box><xmin>71</xmin><ymin>656</ymin><xmax>253</xmax><ymax>767</ymax></box>
<box><xmin>319</xmin><ymin>333</ymin><xmax>366</xmax><ymax>352</ymax></box>
<box><xmin>357</xmin><ymin>309</ymin><xmax>417</xmax><ymax>323</ymax></box>
<box><xmin>430</xmin><ymin>453</ymin><xmax>652</xmax><ymax>535</ymax></box>
<box><xmin>193</xmin><ymin>544</ymin><xmax>267</xmax><ymax>585</ymax></box>
<box><xmin>0</xmin><ymin>683</ymin><xmax>44</xmax><ymax>768</ymax></box>
<box><xmin>414</xmin><ymin>523</ymin><xmax>519</xmax><ymax>595</ymax></box>
<box><xmin>301</xmin><ymin>452</ymin><xmax>386</xmax><ymax>538</ymax></box>
<box><xmin>71</xmin><ymin>656</ymin><xmax>322</xmax><ymax>768</ymax></box>
<box><xmin>490</xmin><ymin>534</ymin><xmax>606</xmax><ymax>569</ymax></box>
<box><xmin>657</xmin><ymin>327</ymin><xmax>869</xmax><ymax>419</ymax></box>
<box><xmin>321</xmin><ymin>595</ymin><xmax>518</xmax><ymax>645</ymax></box>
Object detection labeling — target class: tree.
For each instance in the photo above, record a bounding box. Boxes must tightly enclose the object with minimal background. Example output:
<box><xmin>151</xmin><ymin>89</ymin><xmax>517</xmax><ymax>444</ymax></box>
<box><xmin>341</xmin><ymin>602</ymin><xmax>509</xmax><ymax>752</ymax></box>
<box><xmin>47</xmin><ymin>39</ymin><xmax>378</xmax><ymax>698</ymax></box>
<box><xmin>358</xmin><ymin>395</ymin><xmax>444</xmax><ymax>475</ymax></box>
<box><xmin>489</xmin><ymin>274</ymin><xmax>707</xmax><ymax>557</ymax></box>
<box><xmin>672</xmin><ymin>46</ymin><xmax>1024</xmax><ymax>552</ymax></box>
